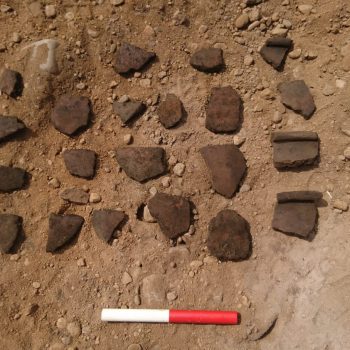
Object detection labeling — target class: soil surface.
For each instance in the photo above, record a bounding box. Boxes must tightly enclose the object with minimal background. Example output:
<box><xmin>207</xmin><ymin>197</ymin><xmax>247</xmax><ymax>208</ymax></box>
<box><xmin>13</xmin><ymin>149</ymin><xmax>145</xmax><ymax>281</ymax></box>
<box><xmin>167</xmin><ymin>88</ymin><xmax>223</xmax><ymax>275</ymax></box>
<box><xmin>1</xmin><ymin>0</ymin><xmax>350</xmax><ymax>349</ymax></box>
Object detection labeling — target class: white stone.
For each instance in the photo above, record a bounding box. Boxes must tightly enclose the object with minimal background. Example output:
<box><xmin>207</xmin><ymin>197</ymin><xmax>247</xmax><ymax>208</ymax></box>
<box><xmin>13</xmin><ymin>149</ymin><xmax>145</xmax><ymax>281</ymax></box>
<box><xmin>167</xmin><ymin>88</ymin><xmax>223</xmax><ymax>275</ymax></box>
<box><xmin>244</xmin><ymin>55</ymin><xmax>254</xmax><ymax>66</ymax></box>
<box><xmin>143</xmin><ymin>205</ymin><xmax>156</xmax><ymax>223</ymax></box>
<box><xmin>173</xmin><ymin>163</ymin><xmax>185</xmax><ymax>176</ymax></box>
<box><xmin>77</xmin><ymin>258</ymin><xmax>86</xmax><ymax>267</ymax></box>
<box><xmin>45</xmin><ymin>5</ymin><xmax>56</xmax><ymax>18</ymax></box>
<box><xmin>118</xmin><ymin>95</ymin><xmax>129</xmax><ymax>103</ymax></box>
<box><xmin>161</xmin><ymin>177</ymin><xmax>171</xmax><ymax>188</ymax></box>
<box><xmin>336</xmin><ymin>79</ymin><xmax>346</xmax><ymax>89</ymax></box>
<box><xmin>142</xmin><ymin>274</ymin><xmax>166</xmax><ymax>307</ymax></box>
<box><xmin>271</xmin><ymin>27</ymin><xmax>288</xmax><ymax>37</ymax></box>
<box><xmin>89</xmin><ymin>193</ymin><xmax>101</xmax><ymax>203</ymax></box>
<box><xmin>123</xmin><ymin>134</ymin><xmax>133</xmax><ymax>144</ymax></box>
<box><xmin>122</xmin><ymin>271</ymin><xmax>133</xmax><ymax>285</ymax></box>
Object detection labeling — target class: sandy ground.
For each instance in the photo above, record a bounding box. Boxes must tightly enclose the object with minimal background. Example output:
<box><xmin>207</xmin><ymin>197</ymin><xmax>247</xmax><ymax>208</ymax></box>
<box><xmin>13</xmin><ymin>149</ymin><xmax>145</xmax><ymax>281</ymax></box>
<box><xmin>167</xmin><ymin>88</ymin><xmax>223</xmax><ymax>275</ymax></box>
<box><xmin>1</xmin><ymin>0</ymin><xmax>350</xmax><ymax>349</ymax></box>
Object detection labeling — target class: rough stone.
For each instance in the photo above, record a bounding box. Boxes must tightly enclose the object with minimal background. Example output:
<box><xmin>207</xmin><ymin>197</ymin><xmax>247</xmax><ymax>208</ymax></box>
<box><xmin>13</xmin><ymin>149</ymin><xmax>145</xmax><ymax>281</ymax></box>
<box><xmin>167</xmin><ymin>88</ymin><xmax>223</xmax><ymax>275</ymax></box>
<box><xmin>148</xmin><ymin>193</ymin><xmax>191</xmax><ymax>239</ymax></box>
<box><xmin>0</xmin><ymin>69</ymin><xmax>23</xmax><ymax>97</ymax></box>
<box><xmin>272</xmin><ymin>202</ymin><xmax>317</xmax><ymax>238</ymax></box>
<box><xmin>271</xmin><ymin>131</ymin><xmax>319</xmax><ymax>169</ymax></box>
<box><xmin>92</xmin><ymin>209</ymin><xmax>125</xmax><ymax>242</ymax></box>
<box><xmin>200</xmin><ymin>144</ymin><xmax>246</xmax><ymax>198</ymax></box>
<box><xmin>116</xmin><ymin>147</ymin><xmax>166</xmax><ymax>182</ymax></box>
<box><xmin>60</xmin><ymin>188</ymin><xmax>89</xmax><ymax>204</ymax></box>
<box><xmin>113</xmin><ymin>100</ymin><xmax>146</xmax><ymax>123</ymax></box>
<box><xmin>190</xmin><ymin>48</ymin><xmax>224</xmax><ymax>72</ymax></box>
<box><xmin>114</xmin><ymin>43</ymin><xmax>156</xmax><ymax>74</ymax></box>
<box><xmin>46</xmin><ymin>214</ymin><xmax>84</xmax><ymax>252</ymax></box>
<box><xmin>278</xmin><ymin>80</ymin><xmax>316</xmax><ymax>118</ymax></box>
<box><xmin>260</xmin><ymin>37</ymin><xmax>292</xmax><ymax>69</ymax></box>
<box><xmin>0</xmin><ymin>116</ymin><xmax>25</xmax><ymax>141</ymax></box>
<box><xmin>0</xmin><ymin>214</ymin><xmax>22</xmax><ymax>253</ymax></box>
<box><xmin>63</xmin><ymin>149</ymin><xmax>97</xmax><ymax>178</ymax></box>
<box><xmin>207</xmin><ymin>209</ymin><xmax>251</xmax><ymax>261</ymax></box>
<box><xmin>51</xmin><ymin>95</ymin><xmax>91</xmax><ymax>135</ymax></box>
<box><xmin>206</xmin><ymin>86</ymin><xmax>242</xmax><ymax>133</ymax></box>
<box><xmin>0</xmin><ymin>166</ymin><xmax>26</xmax><ymax>192</ymax></box>
<box><xmin>158</xmin><ymin>94</ymin><xmax>184</xmax><ymax>128</ymax></box>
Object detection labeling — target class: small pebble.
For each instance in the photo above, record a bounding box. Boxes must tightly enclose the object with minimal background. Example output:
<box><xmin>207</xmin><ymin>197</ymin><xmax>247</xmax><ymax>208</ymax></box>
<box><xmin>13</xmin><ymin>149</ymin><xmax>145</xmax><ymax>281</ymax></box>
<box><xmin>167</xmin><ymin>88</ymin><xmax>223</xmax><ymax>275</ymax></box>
<box><xmin>244</xmin><ymin>55</ymin><xmax>254</xmax><ymax>66</ymax></box>
<box><xmin>235</xmin><ymin>13</ymin><xmax>250</xmax><ymax>29</ymax></box>
<box><xmin>333</xmin><ymin>199</ymin><xmax>348</xmax><ymax>212</ymax></box>
<box><xmin>127</xmin><ymin>345</ymin><xmax>142</xmax><ymax>350</ymax></box>
<box><xmin>89</xmin><ymin>193</ymin><xmax>101</xmax><ymax>203</ymax></box>
<box><xmin>32</xmin><ymin>282</ymin><xmax>41</xmax><ymax>289</ymax></box>
<box><xmin>77</xmin><ymin>258</ymin><xmax>86</xmax><ymax>267</ymax></box>
<box><xmin>122</xmin><ymin>271</ymin><xmax>133</xmax><ymax>285</ymax></box>
<box><xmin>12</xmin><ymin>32</ymin><xmax>21</xmax><ymax>43</ymax></box>
<box><xmin>45</xmin><ymin>5</ymin><xmax>56</xmax><ymax>18</ymax></box>
<box><xmin>67</xmin><ymin>320</ymin><xmax>81</xmax><ymax>337</ymax></box>
<box><xmin>161</xmin><ymin>177</ymin><xmax>171</xmax><ymax>188</ymax></box>
<box><xmin>49</xmin><ymin>178</ymin><xmax>61</xmax><ymax>188</ymax></box>
<box><xmin>272</xmin><ymin>111</ymin><xmax>282</xmax><ymax>123</ymax></box>
<box><xmin>344</xmin><ymin>146</ymin><xmax>350</xmax><ymax>160</ymax></box>
<box><xmin>123</xmin><ymin>134</ymin><xmax>133</xmax><ymax>144</ymax></box>
<box><xmin>166</xmin><ymin>291</ymin><xmax>178</xmax><ymax>301</ymax></box>
<box><xmin>288</xmin><ymin>48</ymin><xmax>302</xmax><ymax>59</ymax></box>
<box><xmin>56</xmin><ymin>317</ymin><xmax>67</xmax><ymax>329</ymax></box>
<box><xmin>173</xmin><ymin>163</ymin><xmax>185</xmax><ymax>177</ymax></box>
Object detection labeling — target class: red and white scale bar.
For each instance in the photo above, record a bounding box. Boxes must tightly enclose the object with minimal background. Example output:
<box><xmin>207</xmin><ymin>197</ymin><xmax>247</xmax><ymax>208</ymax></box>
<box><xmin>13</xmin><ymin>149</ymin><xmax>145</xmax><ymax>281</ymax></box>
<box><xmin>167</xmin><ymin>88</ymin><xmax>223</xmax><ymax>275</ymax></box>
<box><xmin>101</xmin><ymin>309</ymin><xmax>239</xmax><ymax>325</ymax></box>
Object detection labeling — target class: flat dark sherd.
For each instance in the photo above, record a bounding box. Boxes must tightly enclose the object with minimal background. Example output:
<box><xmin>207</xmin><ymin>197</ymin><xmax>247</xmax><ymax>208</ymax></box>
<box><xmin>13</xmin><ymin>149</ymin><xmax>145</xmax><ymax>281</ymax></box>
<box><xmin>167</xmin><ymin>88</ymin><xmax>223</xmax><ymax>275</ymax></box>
<box><xmin>60</xmin><ymin>188</ymin><xmax>89</xmax><ymax>204</ymax></box>
<box><xmin>46</xmin><ymin>214</ymin><xmax>84</xmax><ymax>252</ymax></box>
<box><xmin>113</xmin><ymin>100</ymin><xmax>146</xmax><ymax>123</ymax></box>
<box><xmin>272</xmin><ymin>191</ymin><xmax>321</xmax><ymax>239</ymax></box>
<box><xmin>207</xmin><ymin>209</ymin><xmax>251</xmax><ymax>261</ymax></box>
<box><xmin>63</xmin><ymin>149</ymin><xmax>97</xmax><ymax>178</ymax></box>
<box><xmin>0</xmin><ymin>214</ymin><xmax>22</xmax><ymax>253</ymax></box>
<box><xmin>0</xmin><ymin>166</ymin><xmax>26</xmax><ymax>192</ymax></box>
<box><xmin>50</xmin><ymin>95</ymin><xmax>91</xmax><ymax>135</ymax></box>
<box><xmin>190</xmin><ymin>48</ymin><xmax>224</xmax><ymax>73</ymax></box>
<box><xmin>92</xmin><ymin>209</ymin><xmax>126</xmax><ymax>243</ymax></box>
<box><xmin>200</xmin><ymin>144</ymin><xmax>247</xmax><ymax>198</ymax></box>
<box><xmin>0</xmin><ymin>69</ymin><xmax>23</xmax><ymax>97</ymax></box>
<box><xmin>206</xmin><ymin>86</ymin><xmax>242</xmax><ymax>133</ymax></box>
<box><xmin>116</xmin><ymin>147</ymin><xmax>166</xmax><ymax>182</ymax></box>
<box><xmin>0</xmin><ymin>116</ymin><xmax>25</xmax><ymax>141</ymax></box>
<box><xmin>271</xmin><ymin>131</ymin><xmax>319</xmax><ymax>169</ymax></box>
<box><xmin>114</xmin><ymin>43</ymin><xmax>156</xmax><ymax>74</ymax></box>
<box><xmin>278</xmin><ymin>80</ymin><xmax>316</xmax><ymax>118</ymax></box>
<box><xmin>157</xmin><ymin>94</ymin><xmax>184</xmax><ymax>129</ymax></box>
<box><xmin>260</xmin><ymin>37</ymin><xmax>293</xmax><ymax>69</ymax></box>
<box><xmin>148</xmin><ymin>193</ymin><xmax>191</xmax><ymax>239</ymax></box>
<box><xmin>277</xmin><ymin>191</ymin><xmax>322</xmax><ymax>203</ymax></box>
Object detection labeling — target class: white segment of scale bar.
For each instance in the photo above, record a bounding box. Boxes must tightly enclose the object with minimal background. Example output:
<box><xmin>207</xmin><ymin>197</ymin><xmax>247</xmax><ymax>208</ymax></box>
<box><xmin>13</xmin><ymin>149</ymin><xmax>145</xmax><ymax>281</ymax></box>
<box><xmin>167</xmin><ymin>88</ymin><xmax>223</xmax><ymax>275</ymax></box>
<box><xmin>101</xmin><ymin>309</ymin><xmax>170</xmax><ymax>323</ymax></box>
